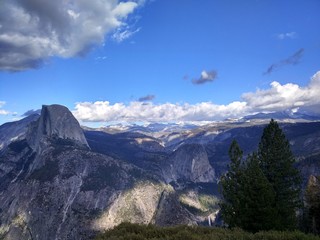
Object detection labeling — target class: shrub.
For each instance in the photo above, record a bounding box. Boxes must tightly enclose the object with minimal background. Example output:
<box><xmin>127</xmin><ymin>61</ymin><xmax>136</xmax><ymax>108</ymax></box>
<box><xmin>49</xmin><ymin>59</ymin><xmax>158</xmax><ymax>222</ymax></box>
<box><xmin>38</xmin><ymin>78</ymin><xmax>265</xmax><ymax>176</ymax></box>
<box><xmin>95</xmin><ymin>222</ymin><xmax>320</xmax><ymax>240</ymax></box>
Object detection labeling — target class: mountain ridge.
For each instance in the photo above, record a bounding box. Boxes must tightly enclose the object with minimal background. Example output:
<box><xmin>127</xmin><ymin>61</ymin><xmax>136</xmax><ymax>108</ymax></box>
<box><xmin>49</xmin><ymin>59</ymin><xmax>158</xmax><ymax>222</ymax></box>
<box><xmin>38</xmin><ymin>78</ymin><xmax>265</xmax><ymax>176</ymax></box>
<box><xmin>0</xmin><ymin>104</ymin><xmax>319</xmax><ymax>239</ymax></box>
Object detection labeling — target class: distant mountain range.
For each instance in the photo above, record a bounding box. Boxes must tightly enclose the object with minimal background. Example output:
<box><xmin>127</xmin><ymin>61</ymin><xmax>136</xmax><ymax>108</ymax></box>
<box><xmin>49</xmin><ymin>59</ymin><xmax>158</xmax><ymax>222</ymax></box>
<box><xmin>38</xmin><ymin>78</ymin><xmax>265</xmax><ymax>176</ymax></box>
<box><xmin>95</xmin><ymin>110</ymin><xmax>320</xmax><ymax>135</ymax></box>
<box><xmin>0</xmin><ymin>105</ymin><xmax>319</xmax><ymax>239</ymax></box>
<box><xmin>242</xmin><ymin>110</ymin><xmax>320</xmax><ymax>122</ymax></box>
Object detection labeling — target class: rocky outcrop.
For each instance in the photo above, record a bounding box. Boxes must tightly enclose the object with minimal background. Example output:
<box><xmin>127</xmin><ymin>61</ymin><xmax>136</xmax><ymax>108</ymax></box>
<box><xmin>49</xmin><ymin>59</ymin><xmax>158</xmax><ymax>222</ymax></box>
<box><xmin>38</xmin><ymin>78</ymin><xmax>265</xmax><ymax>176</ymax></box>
<box><xmin>163</xmin><ymin>144</ymin><xmax>215</xmax><ymax>184</ymax></box>
<box><xmin>93</xmin><ymin>182</ymin><xmax>173</xmax><ymax>230</ymax></box>
<box><xmin>0</xmin><ymin>141</ymin><xmax>209</xmax><ymax>239</ymax></box>
<box><xmin>1</xmin><ymin>105</ymin><xmax>214</xmax><ymax>240</ymax></box>
<box><xmin>305</xmin><ymin>175</ymin><xmax>320</xmax><ymax>234</ymax></box>
<box><xmin>0</xmin><ymin>114</ymin><xmax>39</xmax><ymax>151</ymax></box>
<box><xmin>296</xmin><ymin>154</ymin><xmax>320</xmax><ymax>187</ymax></box>
<box><xmin>28</xmin><ymin>104</ymin><xmax>88</xmax><ymax>151</ymax></box>
<box><xmin>0</xmin><ymin>145</ymin><xmax>136</xmax><ymax>240</ymax></box>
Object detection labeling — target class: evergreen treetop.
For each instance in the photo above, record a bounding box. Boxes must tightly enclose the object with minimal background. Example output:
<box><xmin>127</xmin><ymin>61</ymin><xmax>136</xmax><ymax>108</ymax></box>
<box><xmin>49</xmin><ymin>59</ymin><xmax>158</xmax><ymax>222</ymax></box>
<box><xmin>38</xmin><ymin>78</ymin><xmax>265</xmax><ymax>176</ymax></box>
<box><xmin>220</xmin><ymin>139</ymin><xmax>245</xmax><ymax>228</ymax></box>
<box><xmin>220</xmin><ymin>119</ymin><xmax>302</xmax><ymax>232</ymax></box>
<box><xmin>258</xmin><ymin>119</ymin><xmax>301</xmax><ymax>230</ymax></box>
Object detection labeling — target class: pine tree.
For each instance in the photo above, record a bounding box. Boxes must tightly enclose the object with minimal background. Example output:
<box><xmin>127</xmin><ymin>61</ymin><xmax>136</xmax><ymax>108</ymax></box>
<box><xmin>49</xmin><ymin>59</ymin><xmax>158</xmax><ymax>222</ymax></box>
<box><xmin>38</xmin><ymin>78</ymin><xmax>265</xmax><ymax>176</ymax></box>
<box><xmin>240</xmin><ymin>153</ymin><xmax>276</xmax><ymax>232</ymax></box>
<box><xmin>258</xmin><ymin>119</ymin><xmax>301</xmax><ymax>230</ymax></box>
<box><xmin>221</xmin><ymin>145</ymin><xmax>277</xmax><ymax>232</ymax></box>
<box><xmin>220</xmin><ymin>120</ymin><xmax>302</xmax><ymax>232</ymax></box>
<box><xmin>220</xmin><ymin>140</ymin><xmax>245</xmax><ymax>228</ymax></box>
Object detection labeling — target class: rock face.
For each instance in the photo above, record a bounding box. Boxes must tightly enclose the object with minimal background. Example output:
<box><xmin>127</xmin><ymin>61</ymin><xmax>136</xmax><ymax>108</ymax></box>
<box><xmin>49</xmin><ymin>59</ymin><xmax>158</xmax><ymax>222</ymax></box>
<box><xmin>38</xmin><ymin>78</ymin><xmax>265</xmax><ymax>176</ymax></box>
<box><xmin>0</xmin><ymin>104</ymin><xmax>217</xmax><ymax>240</ymax></box>
<box><xmin>296</xmin><ymin>154</ymin><xmax>320</xmax><ymax>187</ymax></box>
<box><xmin>305</xmin><ymin>175</ymin><xmax>320</xmax><ymax>234</ymax></box>
<box><xmin>0</xmin><ymin>145</ymin><xmax>138</xmax><ymax>239</ymax></box>
<box><xmin>28</xmin><ymin>104</ymin><xmax>88</xmax><ymax>150</ymax></box>
<box><xmin>0</xmin><ymin>114</ymin><xmax>39</xmax><ymax>151</ymax></box>
<box><xmin>163</xmin><ymin>144</ymin><xmax>215</xmax><ymax>184</ymax></box>
<box><xmin>93</xmin><ymin>182</ymin><xmax>173</xmax><ymax>230</ymax></box>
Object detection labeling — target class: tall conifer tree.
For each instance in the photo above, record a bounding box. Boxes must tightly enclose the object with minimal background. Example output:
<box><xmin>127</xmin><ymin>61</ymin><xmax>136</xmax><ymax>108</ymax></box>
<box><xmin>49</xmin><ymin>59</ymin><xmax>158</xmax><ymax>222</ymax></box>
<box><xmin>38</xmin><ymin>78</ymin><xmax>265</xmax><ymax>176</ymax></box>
<box><xmin>220</xmin><ymin>140</ymin><xmax>245</xmax><ymax>228</ymax></box>
<box><xmin>220</xmin><ymin>119</ymin><xmax>301</xmax><ymax>231</ymax></box>
<box><xmin>240</xmin><ymin>153</ymin><xmax>276</xmax><ymax>232</ymax></box>
<box><xmin>258</xmin><ymin>119</ymin><xmax>301</xmax><ymax>230</ymax></box>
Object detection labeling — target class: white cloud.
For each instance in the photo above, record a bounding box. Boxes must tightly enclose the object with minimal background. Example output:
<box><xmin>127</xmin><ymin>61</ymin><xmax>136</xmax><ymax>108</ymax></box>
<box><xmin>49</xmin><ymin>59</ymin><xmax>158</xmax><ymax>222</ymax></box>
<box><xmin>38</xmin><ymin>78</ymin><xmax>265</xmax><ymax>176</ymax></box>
<box><xmin>112</xmin><ymin>2</ymin><xmax>138</xmax><ymax>18</ymax></box>
<box><xmin>0</xmin><ymin>0</ymin><xmax>143</xmax><ymax>71</ymax></box>
<box><xmin>112</xmin><ymin>27</ymin><xmax>141</xmax><ymax>42</ymax></box>
<box><xmin>0</xmin><ymin>101</ymin><xmax>10</xmax><ymax>115</ymax></box>
<box><xmin>0</xmin><ymin>110</ymin><xmax>9</xmax><ymax>115</ymax></box>
<box><xmin>95</xmin><ymin>56</ymin><xmax>108</xmax><ymax>61</ymax></box>
<box><xmin>243</xmin><ymin>71</ymin><xmax>320</xmax><ymax>113</ymax></box>
<box><xmin>201</xmin><ymin>71</ymin><xmax>213</xmax><ymax>80</ymax></box>
<box><xmin>73</xmin><ymin>71</ymin><xmax>320</xmax><ymax>123</ymax></box>
<box><xmin>277</xmin><ymin>32</ymin><xmax>297</xmax><ymax>40</ymax></box>
<box><xmin>73</xmin><ymin>101</ymin><xmax>249</xmax><ymax>123</ymax></box>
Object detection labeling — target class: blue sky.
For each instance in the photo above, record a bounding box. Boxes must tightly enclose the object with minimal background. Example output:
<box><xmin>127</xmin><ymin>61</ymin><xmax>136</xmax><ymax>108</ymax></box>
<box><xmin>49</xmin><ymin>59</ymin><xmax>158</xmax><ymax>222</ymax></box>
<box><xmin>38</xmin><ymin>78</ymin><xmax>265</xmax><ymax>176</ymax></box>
<box><xmin>0</xmin><ymin>0</ymin><xmax>320</xmax><ymax>125</ymax></box>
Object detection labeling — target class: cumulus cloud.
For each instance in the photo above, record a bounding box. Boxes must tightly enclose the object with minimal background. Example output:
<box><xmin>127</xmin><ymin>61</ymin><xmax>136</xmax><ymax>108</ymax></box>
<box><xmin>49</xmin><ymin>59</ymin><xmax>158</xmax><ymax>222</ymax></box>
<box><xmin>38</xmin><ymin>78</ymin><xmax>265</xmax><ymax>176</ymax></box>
<box><xmin>277</xmin><ymin>32</ymin><xmax>297</xmax><ymax>40</ymax></box>
<box><xmin>0</xmin><ymin>101</ymin><xmax>10</xmax><ymax>115</ymax></box>
<box><xmin>264</xmin><ymin>48</ymin><xmax>304</xmax><ymax>75</ymax></box>
<box><xmin>22</xmin><ymin>109</ymin><xmax>41</xmax><ymax>117</ymax></box>
<box><xmin>192</xmin><ymin>70</ymin><xmax>217</xmax><ymax>85</ymax></box>
<box><xmin>73</xmin><ymin>71</ymin><xmax>320</xmax><ymax>123</ymax></box>
<box><xmin>0</xmin><ymin>0</ymin><xmax>142</xmax><ymax>71</ymax></box>
<box><xmin>243</xmin><ymin>71</ymin><xmax>320</xmax><ymax>114</ymax></box>
<box><xmin>138</xmin><ymin>94</ymin><xmax>155</xmax><ymax>102</ymax></box>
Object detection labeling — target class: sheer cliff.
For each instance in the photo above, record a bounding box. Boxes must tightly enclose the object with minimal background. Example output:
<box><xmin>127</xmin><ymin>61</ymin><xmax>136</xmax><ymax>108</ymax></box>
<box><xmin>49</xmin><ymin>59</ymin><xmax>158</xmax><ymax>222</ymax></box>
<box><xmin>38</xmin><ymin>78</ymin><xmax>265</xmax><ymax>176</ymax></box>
<box><xmin>0</xmin><ymin>105</ymin><xmax>217</xmax><ymax>240</ymax></box>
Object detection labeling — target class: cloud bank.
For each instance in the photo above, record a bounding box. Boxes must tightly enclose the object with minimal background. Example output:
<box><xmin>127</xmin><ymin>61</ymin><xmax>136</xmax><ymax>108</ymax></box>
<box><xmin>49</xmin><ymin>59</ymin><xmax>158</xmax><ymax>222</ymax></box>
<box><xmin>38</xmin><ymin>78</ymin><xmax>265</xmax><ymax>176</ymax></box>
<box><xmin>73</xmin><ymin>101</ymin><xmax>247</xmax><ymax>122</ymax></box>
<box><xmin>73</xmin><ymin>71</ymin><xmax>320</xmax><ymax>123</ymax></box>
<box><xmin>264</xmin><ymin>48</ymin><xmax>304</xmax><ymax>75</ymax></box>
<box><xmin>0</xmin><ymin>0</ymin><xmax>142</xmax><ymax>71</ymax></box>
